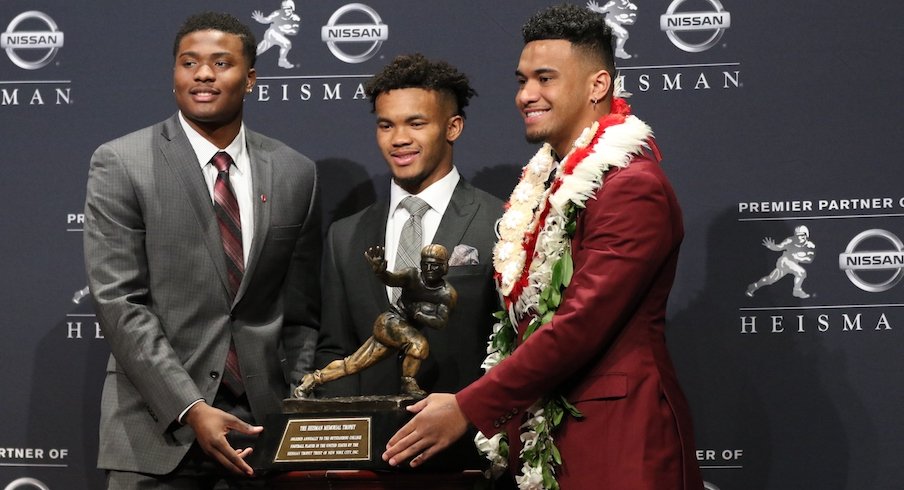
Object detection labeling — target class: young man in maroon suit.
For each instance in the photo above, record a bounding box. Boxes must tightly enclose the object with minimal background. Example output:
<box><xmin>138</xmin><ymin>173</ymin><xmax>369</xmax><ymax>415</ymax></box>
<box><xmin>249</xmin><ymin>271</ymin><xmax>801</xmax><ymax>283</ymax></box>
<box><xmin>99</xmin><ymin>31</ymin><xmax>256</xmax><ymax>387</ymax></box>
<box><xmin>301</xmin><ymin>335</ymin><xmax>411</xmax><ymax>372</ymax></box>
<box><xmin>382</xmin><ymin>5</ymin><xmax>703</xmax><ymax>489</ymax></box>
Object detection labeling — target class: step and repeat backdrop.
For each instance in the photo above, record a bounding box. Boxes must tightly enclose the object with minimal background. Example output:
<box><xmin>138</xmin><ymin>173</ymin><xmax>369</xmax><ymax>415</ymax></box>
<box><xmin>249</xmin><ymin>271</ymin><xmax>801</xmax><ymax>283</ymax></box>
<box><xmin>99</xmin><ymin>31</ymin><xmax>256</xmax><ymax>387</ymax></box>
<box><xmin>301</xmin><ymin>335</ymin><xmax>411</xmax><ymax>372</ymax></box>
<box><xmin>1</xmin><ymin>1</ymin><xmax>901</xmax><ymax>489</ymax></box>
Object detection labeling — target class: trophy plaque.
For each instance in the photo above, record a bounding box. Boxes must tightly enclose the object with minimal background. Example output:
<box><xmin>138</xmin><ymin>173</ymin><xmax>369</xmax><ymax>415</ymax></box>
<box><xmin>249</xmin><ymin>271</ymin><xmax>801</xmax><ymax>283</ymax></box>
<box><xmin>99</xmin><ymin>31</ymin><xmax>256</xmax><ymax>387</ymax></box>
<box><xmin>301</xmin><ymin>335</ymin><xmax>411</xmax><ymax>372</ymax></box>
<box><xmin>253</xmin><ymin>396</ymin><xmax>484</xmax><ymax>472</ymax></box>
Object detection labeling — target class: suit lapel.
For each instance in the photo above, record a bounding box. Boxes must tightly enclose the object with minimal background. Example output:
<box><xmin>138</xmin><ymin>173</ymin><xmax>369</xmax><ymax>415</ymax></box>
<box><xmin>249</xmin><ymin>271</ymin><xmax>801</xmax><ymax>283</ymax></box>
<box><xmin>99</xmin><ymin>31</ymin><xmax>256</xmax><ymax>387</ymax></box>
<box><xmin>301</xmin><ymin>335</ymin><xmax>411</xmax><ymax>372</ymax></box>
<box><xmin>432</xmin><ymin>179</ymin><xmax>479</xmax><ymax>251</ymax></box>
<box><xmin>237</xmin><ymin>130</ymin><xmax>272</xmax><ymax>304</ymax></box>
<box><xmin>158</xmin><ymin>115</ymin><xmax>233</xmax><ymax>300</ymax></box>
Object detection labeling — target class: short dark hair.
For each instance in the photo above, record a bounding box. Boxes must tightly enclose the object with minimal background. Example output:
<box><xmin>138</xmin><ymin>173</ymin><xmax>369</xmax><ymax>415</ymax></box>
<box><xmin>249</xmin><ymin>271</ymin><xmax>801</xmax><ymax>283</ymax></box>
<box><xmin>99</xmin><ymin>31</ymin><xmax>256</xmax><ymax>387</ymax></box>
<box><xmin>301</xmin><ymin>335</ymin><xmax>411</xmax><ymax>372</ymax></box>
<box><xmin>365</xmin><ymin>53</ymin><xmax>477</xmax><ymax>118</ymax></box>
<box><xmin>173</xmin><ymin>12</ymin><xmax>257</xmax><ymax>68</ymax></box>
<box><xmin>522</xmin><ymin>4</ymin><xmax>615</xmax><ymax>79</ymax></box>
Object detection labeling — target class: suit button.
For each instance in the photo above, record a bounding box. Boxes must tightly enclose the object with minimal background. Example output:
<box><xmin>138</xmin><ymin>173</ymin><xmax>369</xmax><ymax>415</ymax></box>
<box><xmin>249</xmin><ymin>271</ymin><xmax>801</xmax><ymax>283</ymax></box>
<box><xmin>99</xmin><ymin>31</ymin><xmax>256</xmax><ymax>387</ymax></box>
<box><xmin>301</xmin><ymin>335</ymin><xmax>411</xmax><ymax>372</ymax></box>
<box><xmin>493</xmin><ymin>421</ymin><xmax>501</xmax><ymax>428</ymax></box>
<box><xmin>511</xmin><ymin>408</ymin><xmax>518</xmax><ymax>415</ymax></box>
<box><xmin>209</xmin><ymin>371</ymin><xmax>220</xmax><ymax>379</ymax></box>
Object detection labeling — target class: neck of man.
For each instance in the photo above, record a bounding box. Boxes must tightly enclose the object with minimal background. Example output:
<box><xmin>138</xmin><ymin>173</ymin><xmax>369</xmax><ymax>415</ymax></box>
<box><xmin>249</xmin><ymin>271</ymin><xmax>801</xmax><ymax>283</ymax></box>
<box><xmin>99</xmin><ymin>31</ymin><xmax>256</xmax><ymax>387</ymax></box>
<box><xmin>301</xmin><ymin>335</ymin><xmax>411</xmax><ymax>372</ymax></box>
<box><xmin>551</xmin><ymin>98</ymin><xmax>612</xmax><ymax>157</ymax></box>
<box><xmin>188</xmin><ymin>115</ymin><xmax>243</xmax><ymax>149</ymax></box>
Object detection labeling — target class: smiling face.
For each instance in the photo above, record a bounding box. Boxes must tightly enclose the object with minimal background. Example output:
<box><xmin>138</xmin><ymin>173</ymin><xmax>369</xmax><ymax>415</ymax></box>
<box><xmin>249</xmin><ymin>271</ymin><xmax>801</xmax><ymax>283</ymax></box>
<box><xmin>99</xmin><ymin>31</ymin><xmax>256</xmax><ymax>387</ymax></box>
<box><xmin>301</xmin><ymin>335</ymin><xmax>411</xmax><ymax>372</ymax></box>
<box><xmin>173</xmin><ymin>29</ymin><xmax>255</xmax><ymax>139</ymax></box>
<box><xmin>515</xmin><ymin>39</ymin><xmax>604</xmax><ymax>156</ymax></box>
<box><xmin>374</xmin><ymin>88</ymin><xmax>463</xmax><ymax>195</ymax></box>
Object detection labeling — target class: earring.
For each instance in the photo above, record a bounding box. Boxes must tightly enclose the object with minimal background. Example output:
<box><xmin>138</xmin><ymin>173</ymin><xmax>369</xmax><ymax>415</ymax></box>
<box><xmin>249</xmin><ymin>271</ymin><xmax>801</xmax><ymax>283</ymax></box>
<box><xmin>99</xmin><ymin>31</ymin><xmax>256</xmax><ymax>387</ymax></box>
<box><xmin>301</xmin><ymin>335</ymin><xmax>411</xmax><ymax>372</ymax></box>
<box><xmin>591</xmin><ymin>98</ymin><xmax>598</xmax><ymax>107</ymax></box>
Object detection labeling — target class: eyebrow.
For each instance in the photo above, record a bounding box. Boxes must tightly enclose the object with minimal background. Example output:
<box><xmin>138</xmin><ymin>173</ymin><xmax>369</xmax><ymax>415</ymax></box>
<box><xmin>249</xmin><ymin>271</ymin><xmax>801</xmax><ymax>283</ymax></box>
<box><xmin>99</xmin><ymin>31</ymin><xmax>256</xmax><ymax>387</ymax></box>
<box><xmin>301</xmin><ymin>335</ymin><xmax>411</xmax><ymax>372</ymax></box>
<box><xmin>178</xmin><ymin>51</ymin><xmax>233</xmax><ymax>58</ymax></box>
<box><xmin>376</xmin><ymin>113</ymin><xmax>429</xmax><ymax>123</ymax></box>
<box><xmin>515</xmin><ymin>67</ymin><xmax>558</xmax><ymax>77</ymax></box>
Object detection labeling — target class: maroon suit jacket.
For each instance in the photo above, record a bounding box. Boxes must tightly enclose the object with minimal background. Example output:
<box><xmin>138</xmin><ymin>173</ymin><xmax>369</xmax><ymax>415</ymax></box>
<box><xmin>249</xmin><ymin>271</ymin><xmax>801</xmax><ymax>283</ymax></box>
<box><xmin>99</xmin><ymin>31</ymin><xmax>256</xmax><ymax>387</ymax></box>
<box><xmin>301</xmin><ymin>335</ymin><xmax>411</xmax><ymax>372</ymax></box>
<box><xmin>457</xmin><ymin>151</ymin><xmax>703</xmax><ymax>489</ymax></box>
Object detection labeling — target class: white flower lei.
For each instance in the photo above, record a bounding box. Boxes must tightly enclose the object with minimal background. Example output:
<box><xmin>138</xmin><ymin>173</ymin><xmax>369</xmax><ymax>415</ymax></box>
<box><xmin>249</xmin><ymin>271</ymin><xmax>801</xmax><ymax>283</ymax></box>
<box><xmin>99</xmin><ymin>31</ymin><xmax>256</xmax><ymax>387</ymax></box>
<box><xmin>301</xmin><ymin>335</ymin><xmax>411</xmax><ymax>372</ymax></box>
<box><xmin>478</xmin><ymin>106</ymin><xmax>653</xmax><ymax>489</ymax></box>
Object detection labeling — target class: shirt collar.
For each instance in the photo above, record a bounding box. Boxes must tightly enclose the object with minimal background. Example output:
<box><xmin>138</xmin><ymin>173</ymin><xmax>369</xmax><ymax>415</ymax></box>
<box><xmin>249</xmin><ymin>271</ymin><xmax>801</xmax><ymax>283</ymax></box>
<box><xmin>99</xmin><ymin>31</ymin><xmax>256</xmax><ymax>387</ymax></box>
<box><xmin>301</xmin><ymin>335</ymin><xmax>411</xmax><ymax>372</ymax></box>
<box><xmin>178</xmin><ymin>112</ymin><xmax>249</xmax><ymax>176</ymax></box>
<box><xmin>389</xmin><ymin>166</ymin><xmax>460</xmax><ymax>217</ymax></box>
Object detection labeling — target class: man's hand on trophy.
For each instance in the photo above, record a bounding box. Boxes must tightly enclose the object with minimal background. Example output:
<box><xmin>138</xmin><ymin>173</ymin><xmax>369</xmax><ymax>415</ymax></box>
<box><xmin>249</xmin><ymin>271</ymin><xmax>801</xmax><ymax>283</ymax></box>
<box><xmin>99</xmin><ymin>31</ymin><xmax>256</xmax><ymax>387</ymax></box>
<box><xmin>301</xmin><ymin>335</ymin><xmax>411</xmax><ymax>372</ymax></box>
<box><xmin>364</xmin><ymin>246</ymin><xmax>387</xmax><ymax>273</ymax></box>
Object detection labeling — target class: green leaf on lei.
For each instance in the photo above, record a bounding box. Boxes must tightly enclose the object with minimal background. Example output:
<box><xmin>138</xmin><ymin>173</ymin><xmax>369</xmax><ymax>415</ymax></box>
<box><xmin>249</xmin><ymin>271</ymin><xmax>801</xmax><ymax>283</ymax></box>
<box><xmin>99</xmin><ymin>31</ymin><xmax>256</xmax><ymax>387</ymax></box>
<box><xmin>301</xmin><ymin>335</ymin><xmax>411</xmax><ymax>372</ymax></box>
<box><xmin>548</xmin><ymin>286</ymin><xmax>561</xmax><ymax>308</ymax></box>
<box><xmin>540</xmin><ymin>310</ymin><xmax>554</xmax><ymax>326</ymax></box>
<box><xmin>559</xmin><ymin>395</ymin><xmax>584</xmax><ymax>419</ymax></box>
<box><xmin>561</xmin><ymin>249</ymin><xmax>573</xmax><ymax>287</ymax></box>
<box><xmin>551</xmin><ymin>443</ymin><xmax>562</xmax><ymax>465</ymax></box>
<box><xmin>551</xmin><ymin>255</ymin><xmax>563</xmax><ymax>288</ymax></box>
<box><xmin>542</xmin><ymin>465</ymin><xmax>559</xmax><ymax>490</ymax></box>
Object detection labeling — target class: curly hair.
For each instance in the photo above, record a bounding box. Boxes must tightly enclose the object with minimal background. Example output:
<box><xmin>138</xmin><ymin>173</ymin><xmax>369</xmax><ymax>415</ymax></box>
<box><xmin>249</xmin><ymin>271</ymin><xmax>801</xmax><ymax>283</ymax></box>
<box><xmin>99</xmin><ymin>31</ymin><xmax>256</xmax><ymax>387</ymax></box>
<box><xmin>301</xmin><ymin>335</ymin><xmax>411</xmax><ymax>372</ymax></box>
<box><xmin>365</xmin><ymin>53</ymin><xmax>477</xmax><ymax>118</ymax></box>
<box><xmin>173</xmin><ymin>12</ymin><xmax>257</xmax><ymax>68</ymax></box>
<box><xmin>522</xmin><ymin>4</ymin><xmax>615</xmax><ymax>77</ymax></box>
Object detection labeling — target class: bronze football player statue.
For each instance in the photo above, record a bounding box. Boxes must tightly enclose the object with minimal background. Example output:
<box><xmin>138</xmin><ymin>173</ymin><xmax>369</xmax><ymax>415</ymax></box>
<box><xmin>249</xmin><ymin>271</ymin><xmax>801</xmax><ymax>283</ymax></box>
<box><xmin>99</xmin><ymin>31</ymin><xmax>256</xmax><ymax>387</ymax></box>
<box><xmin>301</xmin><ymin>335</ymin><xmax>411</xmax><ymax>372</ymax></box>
<box><xmin>295</xmin><ymin>244</ymin><xmax>457</xmax><ymax>398</ymax></box>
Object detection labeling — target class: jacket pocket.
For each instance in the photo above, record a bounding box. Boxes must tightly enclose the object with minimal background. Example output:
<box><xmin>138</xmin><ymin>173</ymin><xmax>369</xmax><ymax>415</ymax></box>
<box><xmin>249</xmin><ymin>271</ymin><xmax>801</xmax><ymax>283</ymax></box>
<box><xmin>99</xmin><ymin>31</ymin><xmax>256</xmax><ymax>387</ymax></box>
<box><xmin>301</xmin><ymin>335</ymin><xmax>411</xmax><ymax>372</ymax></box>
<box><xmin>569</xmin><ymin>372</ymin><xmax>628</xmax><ymax>402</ymax></box>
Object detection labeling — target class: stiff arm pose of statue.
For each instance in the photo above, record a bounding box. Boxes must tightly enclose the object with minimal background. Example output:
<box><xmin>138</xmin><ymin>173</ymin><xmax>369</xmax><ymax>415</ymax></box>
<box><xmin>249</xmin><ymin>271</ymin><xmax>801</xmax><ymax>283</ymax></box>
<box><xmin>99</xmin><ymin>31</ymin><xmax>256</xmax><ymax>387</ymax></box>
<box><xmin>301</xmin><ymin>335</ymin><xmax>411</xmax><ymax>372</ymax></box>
<box><xmin>296</xmin><ymin>244</ymin><xmax>457</xmax><ymax>398</ymax></box>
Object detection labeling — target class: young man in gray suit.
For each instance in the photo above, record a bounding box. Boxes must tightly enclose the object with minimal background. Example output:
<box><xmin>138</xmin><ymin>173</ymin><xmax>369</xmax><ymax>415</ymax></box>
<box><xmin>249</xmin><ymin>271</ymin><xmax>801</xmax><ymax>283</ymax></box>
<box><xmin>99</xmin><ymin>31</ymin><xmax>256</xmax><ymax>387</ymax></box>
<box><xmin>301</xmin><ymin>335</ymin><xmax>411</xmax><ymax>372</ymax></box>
<box><xmin>315</xmin><ymin>54</ymin><xmax>503</xmax><ymax>398</ymax></box>
<box><xmin>83</xmin><ymin>12</ymin><xmax>320</xmax><ymax>488</ymax></box>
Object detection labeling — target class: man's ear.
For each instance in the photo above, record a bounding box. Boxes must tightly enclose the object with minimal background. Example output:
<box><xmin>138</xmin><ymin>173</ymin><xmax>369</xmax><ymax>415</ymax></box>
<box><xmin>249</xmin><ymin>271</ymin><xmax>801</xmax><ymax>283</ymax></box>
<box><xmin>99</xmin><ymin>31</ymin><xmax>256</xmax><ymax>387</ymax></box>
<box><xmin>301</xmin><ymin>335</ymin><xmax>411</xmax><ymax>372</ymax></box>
<box><xmin>589</xmin><ymin>69</ymin><xmax>611</xmax><ymax>103</ymax></box>
<box><xmin>446</xmin><ymin>114</ymin><xmax>464</xmax><ymax>143</ymax></box>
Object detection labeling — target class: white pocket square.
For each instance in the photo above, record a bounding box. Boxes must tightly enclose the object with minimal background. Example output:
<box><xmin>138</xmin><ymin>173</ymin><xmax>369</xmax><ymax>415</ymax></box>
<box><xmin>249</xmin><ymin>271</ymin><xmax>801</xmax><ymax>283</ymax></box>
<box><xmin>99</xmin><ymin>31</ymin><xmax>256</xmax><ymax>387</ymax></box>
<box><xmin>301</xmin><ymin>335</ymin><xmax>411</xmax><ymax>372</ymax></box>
<box><xmin>449</xmin><ymin>244</ymin><xmax>479</xmax><ymax>266</ymax></box>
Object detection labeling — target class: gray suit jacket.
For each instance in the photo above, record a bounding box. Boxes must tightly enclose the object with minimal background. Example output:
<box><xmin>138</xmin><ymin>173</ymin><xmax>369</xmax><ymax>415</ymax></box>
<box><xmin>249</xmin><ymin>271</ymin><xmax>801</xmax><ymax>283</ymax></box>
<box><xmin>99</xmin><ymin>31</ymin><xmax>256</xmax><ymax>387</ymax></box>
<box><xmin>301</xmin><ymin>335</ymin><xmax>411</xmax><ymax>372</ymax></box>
<box><xmin>315</xmin><ymin>179</ymin><xmax>502</xmax><ymax>396</ymax></box>
<box><xmin>84</xmin><ymin>114</ymin><xmax>321</xmax><ymax>474</ymax></box>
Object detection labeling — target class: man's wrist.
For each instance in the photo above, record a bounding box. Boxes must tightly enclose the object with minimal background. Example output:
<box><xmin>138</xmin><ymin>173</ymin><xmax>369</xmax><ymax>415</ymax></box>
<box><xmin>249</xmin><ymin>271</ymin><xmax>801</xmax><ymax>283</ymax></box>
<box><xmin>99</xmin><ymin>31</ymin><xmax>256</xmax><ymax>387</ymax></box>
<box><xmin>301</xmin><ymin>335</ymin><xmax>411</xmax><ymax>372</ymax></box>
<box><xmin>178</xmin><ymin>398</ymin><xmax>206</xmax><ymax>425</ymax></box>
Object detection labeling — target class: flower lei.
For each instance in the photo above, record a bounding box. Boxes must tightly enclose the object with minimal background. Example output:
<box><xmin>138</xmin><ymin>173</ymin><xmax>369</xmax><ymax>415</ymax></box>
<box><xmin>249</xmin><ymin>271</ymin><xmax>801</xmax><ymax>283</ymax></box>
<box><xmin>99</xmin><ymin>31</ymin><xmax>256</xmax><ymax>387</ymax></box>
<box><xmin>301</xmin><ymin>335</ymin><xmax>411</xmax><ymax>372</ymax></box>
<box><xmin>476</xmin><ymin>98</ymin><xmax>653</xmax><ymax>489</ymax></box>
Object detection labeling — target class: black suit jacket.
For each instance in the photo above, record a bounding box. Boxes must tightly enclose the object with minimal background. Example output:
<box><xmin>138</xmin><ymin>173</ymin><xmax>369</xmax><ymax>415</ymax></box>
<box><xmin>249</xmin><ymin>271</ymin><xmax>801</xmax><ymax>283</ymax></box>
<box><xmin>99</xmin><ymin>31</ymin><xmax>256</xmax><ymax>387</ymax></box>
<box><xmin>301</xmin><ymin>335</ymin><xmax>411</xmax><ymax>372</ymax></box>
<box><xmin>316</xmin><ymin>179</ymin><xmax>502</xmax><ymax>396</ymax></box>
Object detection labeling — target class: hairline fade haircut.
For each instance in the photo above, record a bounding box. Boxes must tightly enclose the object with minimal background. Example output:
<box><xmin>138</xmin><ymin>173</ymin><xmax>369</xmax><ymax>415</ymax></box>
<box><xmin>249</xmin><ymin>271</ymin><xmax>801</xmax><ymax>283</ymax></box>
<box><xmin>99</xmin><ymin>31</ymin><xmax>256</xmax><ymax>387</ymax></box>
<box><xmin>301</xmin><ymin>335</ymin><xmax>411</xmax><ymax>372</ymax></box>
<box><xmin>173</xmin><ymin>11</ymin><xmax>258</xmax><ymax>69</ymax></box>
<box><xmin>365</xmin><ymin>53</ymin><xmax>478</xmax><ymax>118</ymax></box>
<box><xmin>522</xmin><ymin>4</ymin><xmax>616</xmax><ymax>81</ymax></box>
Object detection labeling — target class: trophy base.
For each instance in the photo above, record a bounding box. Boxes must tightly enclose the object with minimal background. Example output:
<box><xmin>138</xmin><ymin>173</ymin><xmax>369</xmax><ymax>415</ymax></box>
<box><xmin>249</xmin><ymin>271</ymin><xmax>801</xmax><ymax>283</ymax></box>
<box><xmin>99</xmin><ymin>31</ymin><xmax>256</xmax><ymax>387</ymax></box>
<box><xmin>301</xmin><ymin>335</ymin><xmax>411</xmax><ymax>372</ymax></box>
<box><xmin>252</xmin><ymin>396</ymin><xmax>486</xmax><ymax>473</ymax></box>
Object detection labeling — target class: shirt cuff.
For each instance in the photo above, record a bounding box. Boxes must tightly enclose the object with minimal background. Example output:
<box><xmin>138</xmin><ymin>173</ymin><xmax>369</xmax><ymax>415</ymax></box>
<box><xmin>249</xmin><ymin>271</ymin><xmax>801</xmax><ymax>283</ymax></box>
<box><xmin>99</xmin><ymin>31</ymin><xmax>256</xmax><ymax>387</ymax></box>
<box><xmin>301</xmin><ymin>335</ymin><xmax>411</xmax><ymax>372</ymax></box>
<box><xmin>178</xmin><ymin>399</ymin><xmax>205</xmax><ymax>425</ymax></box>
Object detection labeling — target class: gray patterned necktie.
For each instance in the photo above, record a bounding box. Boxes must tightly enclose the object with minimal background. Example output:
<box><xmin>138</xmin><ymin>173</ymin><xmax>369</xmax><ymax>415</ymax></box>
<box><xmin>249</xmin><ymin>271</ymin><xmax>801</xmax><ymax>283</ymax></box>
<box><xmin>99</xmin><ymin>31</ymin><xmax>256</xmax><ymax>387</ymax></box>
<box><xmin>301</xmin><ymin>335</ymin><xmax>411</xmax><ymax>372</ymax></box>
<box><xmin>392</xmin><ymin>196</ymin><xmax>431</xmax><ymax>303</ymax></box>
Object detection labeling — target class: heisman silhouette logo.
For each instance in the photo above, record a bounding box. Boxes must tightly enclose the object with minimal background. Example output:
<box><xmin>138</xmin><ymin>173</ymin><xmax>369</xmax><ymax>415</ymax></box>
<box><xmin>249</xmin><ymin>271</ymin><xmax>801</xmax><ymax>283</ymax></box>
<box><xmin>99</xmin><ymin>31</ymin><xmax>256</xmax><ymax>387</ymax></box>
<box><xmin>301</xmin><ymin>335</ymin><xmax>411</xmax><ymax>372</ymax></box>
<box><xmin>586</xmin><ymin>0</ymin><xmax>638</xmax><ymax>60</ymax></box>
<box><xmin>252</xmin><ymin>0</ymin><xmax>301</xmax><ymax>69</ymax></box>
<box><xmin>746</xmin><ymin>225</ymin><xmax>816</xmax><ymax>299</ymax></box>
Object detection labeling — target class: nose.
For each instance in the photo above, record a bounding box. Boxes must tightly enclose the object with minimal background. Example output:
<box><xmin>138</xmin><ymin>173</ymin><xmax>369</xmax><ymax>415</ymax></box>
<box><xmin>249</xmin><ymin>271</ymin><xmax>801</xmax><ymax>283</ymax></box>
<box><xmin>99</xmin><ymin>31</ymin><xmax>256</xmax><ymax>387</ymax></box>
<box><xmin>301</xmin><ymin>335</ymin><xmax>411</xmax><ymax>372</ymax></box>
<box><xmin>516</xmin><ymin>80</ymin><xmax>539</xmax><ymax>107</ymax></box>
<box><xmin>194</xmin><ymin>63</ymin><xmax>215</xmax><ymax>82</ymax></box>
<box><xmin>391</xmin><ymin>126</ymin><xmax>412</xmax><ymax>147</ymax></box>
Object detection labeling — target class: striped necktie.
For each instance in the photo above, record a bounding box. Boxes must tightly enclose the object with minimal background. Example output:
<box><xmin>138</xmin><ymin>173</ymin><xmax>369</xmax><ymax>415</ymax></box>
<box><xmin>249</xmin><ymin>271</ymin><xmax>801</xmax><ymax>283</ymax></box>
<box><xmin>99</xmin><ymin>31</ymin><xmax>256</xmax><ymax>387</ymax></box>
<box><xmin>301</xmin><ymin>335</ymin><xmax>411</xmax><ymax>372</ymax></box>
<box><xmin>211</xmin><ymin>151</ymin><xmax>244</xmax><ymax>395</ymax></box>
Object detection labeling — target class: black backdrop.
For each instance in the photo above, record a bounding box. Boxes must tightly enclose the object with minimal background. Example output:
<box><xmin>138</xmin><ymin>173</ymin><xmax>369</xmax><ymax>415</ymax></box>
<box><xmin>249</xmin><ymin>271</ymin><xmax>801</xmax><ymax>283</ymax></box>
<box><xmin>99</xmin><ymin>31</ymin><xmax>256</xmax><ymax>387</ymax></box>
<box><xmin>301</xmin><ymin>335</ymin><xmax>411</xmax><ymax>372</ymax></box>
<box><xmin>1</xmin><ymin>1</ymin><xmax>902</xmax><ymax>489</ymax></box>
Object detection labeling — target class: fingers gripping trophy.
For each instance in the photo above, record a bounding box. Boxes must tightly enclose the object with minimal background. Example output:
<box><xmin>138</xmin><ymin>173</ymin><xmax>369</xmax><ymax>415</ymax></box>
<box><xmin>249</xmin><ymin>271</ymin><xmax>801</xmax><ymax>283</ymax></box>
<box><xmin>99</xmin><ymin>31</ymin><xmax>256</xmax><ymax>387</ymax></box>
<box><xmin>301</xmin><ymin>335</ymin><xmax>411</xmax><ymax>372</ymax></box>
<box><xmin>295</xmin><ymin>244</ymin><xmax>457</xmax><ymax>398</ymax></box>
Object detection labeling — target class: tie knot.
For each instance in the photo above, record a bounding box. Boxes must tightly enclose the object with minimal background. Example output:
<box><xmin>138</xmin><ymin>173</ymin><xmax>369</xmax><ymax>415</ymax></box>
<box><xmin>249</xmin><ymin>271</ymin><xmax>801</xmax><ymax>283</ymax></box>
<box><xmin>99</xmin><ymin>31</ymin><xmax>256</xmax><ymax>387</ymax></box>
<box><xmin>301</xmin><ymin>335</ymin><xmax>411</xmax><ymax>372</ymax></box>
<box><xmin>211</xmin><ymin>152</ymin><xmax>234</xmax><ymax>173</ymax></box>
<box><xmin>400</xmin><ymin>196</ymin><xmax>430</xmax><ymax>219</ymax></box>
